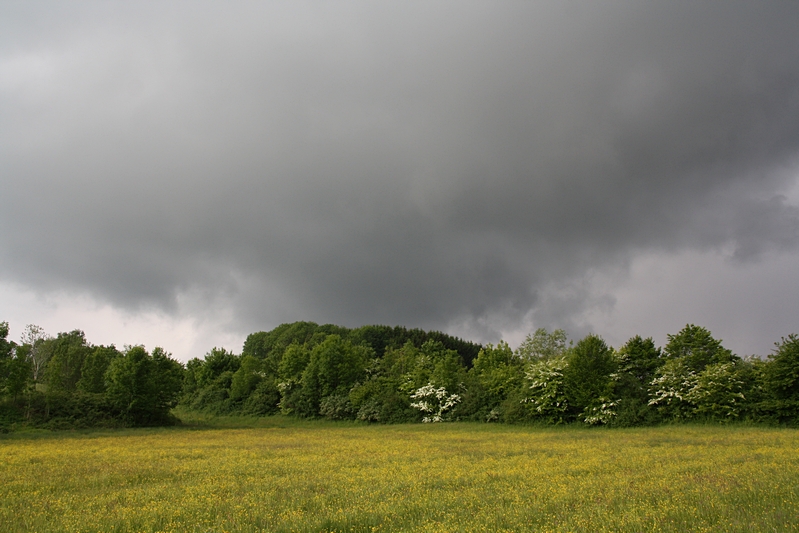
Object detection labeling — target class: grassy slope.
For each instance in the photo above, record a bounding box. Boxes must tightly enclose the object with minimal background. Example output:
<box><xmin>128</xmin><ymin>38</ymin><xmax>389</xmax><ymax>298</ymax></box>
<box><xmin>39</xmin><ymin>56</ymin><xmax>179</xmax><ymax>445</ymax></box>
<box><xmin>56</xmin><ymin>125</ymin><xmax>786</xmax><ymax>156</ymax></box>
<box><xmin>1</xmin><ymin>416</ymin><xmax>798</xmax><ymax>532</ymax></box>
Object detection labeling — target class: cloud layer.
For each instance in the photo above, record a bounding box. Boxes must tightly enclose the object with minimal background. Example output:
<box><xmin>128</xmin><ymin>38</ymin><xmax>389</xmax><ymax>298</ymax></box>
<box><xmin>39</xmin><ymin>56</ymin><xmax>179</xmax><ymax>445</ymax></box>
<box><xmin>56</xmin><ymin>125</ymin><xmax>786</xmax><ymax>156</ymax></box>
<box><xmin>2</xmin><ymin>2</ymin><xmax>799</xmax><ymax>356</ymax></box>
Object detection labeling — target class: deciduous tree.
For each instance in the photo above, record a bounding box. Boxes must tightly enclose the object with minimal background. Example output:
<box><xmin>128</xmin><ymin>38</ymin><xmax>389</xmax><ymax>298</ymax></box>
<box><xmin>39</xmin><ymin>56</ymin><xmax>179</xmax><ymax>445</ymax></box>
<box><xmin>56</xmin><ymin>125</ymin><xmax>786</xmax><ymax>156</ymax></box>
<box><xmin>515</xmin><ymin>328</ymin><xmax>569</xmax><ymax>360</ymax></box>
<box><xmin>664</xmin><ymin>324</ymin><xmax>735</xmax><ymax>372</ymax></box>
<box><xmin>563</xmin><ymin>334</ymin><xmax>616</xmax><ymax>420</ymax></box>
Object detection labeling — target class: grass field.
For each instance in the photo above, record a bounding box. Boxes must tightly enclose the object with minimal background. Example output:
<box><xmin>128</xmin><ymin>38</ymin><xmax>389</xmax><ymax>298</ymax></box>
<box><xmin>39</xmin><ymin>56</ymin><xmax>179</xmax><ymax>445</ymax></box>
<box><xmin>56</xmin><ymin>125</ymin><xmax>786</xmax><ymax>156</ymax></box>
<box><xmin>1</xmin><ymin>416</ymin><xmax>798</xmax><ymax>532</ymax></box>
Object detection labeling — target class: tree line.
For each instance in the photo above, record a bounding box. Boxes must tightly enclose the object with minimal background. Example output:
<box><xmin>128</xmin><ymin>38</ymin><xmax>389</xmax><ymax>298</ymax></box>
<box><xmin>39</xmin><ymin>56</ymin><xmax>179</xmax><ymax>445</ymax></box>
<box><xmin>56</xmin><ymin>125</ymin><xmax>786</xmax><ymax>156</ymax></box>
<box><xmin>2</xmin><ymin>320</ymin><xmax>798</xmax><ymax>430</ymax></box>
<box><xmin>0</xmin><ymin>323</ymin><xmax>183</xmax><ymax>430</ymax></box>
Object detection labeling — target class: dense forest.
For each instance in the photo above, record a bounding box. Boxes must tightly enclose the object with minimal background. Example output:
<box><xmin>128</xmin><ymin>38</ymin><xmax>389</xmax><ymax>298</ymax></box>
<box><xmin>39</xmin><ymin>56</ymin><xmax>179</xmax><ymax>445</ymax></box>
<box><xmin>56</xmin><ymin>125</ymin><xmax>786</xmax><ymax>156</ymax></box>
<box><xmin>1</xmin><ymin>320</ymin><xmax>798</xmax><ymax>431</ymax></box>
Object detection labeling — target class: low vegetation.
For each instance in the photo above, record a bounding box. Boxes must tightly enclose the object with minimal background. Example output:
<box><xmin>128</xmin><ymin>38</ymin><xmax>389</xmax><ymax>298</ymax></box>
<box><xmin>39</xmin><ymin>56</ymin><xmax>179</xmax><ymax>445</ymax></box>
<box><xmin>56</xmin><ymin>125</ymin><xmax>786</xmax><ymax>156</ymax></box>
<box><xmin>1</xmin><ymin>420</ymin><xmax>797</xmax><ymax>532</ymax></box>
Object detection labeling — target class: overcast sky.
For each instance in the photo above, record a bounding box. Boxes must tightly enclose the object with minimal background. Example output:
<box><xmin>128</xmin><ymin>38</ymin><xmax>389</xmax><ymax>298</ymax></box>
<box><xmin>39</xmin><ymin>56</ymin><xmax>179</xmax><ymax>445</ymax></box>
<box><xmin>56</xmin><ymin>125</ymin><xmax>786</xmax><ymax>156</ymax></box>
<box><xmin>2</xmin><ymin>1</ymin><xmax>799</xmax><ymax>361</ymax></box>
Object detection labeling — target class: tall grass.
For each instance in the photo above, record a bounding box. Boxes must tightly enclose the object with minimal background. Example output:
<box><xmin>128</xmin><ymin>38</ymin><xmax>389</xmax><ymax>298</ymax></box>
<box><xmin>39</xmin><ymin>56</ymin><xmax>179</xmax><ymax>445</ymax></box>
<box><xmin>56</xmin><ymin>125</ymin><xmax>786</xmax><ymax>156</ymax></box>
<box><xmin>1</xmin><ymin>419</ymin><xmax>797</xmax><ymax>532</ymax></box>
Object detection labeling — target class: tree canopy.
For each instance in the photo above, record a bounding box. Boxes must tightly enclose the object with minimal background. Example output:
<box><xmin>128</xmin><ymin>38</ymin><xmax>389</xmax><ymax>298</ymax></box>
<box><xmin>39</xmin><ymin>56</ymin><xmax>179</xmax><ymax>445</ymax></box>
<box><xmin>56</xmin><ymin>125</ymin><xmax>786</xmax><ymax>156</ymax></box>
<box><xmin>2</xmin><ymin>320</ymin><xmax>799</xmax><ymax>431</ymax></box>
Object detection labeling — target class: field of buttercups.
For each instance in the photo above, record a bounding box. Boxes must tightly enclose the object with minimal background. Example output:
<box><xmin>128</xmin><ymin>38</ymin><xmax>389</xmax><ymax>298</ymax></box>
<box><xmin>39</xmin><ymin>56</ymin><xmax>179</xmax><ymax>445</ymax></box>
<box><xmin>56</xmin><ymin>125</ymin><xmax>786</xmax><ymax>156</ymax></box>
<box><xmin>1</xmin><ymin>419</ymin><xmax>798</xmax><ymax>532</ymax></box>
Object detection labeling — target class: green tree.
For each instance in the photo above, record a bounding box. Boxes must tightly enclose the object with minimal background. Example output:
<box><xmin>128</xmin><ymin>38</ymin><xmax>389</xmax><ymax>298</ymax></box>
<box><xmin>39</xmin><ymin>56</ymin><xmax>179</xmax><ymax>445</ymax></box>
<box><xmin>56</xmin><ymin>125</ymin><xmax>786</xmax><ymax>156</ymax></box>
<box><xmin>431</xmin><ymin>351</ymin><xmax>468</xmax><ymax>396</ymax></box>
<box><xmin>230</xmin><ymin>355</ymin><xmax>265</xmax><ymax>402</ymax></box>
<box><xmin>19</xmin><ymin>324</ymin><xmax>50</xmax><ymax>382</ymax></box>
<box><xmin>106</xmin><ymin>346</ymin><xmax>151</xmax><ymax>423</ymax></box>
<box><xmin>0</xmin><ymin>322</ymin><xmax>30</xmax><ymax>401</ymax></box>
<box><xmin>616</xmin><ymin>336</ymin><xmax>663</xmax><ymax>395</ymax></box>
<box><xmin>348</xmin><ymin>342</ymin><xmax>421</xmax><ymax>423</ymax></box>
<box><xmin>242</xmin><ymin>378</ymin><xmax>281</xmax><ymax>415</ymax></box>
<box><xmin>763</xmin><ymin>334</ymin><xmax>799</xmax><ymax>423</ymax></box>
<box><xmin>150</xmin><ymin>347</ymin><xmax>185</xmax><ymax>415</ymax></box>
<box><xmin>194</xmin><ymin>348</ymin><xmax>240</xmax><ymax>389</ymax></box>
<box><xmin>522</xmin><ymin>356</ymin><xmax>570</xmax><ymax>424</ymax></box>
<box><xmin>403</xmin><ymin>341</ymin><xmax>464</xmax><ymax>391</ymax></box>
<box><xmin>613</xmin><ymin>336</ymin><xmax>664</xmax><ymax>425</ymax></box>
<box><xmin>242</xmin><ymin>322</ymin><xmax>324</xmax><ymax>377</ymax></box>
<box><xmin>43</xmin><ymin>330</ymin><xmax>93</xmax><ymax>393</ymax></box>
<box><xmin>563</xmin><ymin>334</ymin><xmax>617</xmax><ymax>421</ymax></box>
<box><xmin>181</xmin><ymin>358</ymin><xmax>203</xmax><ymax>403</ymax></box>
<box><xmin>296</xmin><ymin>335</ymin><xmax>372</xmax><ymax>418</ymax></box>
<box><xmin>5</xmin><ymin>351</ymin><xmax>32</xmax><ymax>402</ymax></box>
<box><xmin>106</xmin><ymin>346</ymin><xmax>184</xmax><ymax>425</ymax></box>
<box><xmin>664</xmin><ymin>324</ymin><xmax>735</xmax><ymax>372</ymax></box>
<box><xmin>278</xmin><ymin>342</ymin><xmax>311</xmax><ymax>382</ymax></box>
<box><xmin>0</xmin><ymin>321</ymin><xmax>13</xmax><ymax>361</ymax></box>
<box><xmin>468</xmin><ymin>341</ymin><xmax>523</xmax><ymax>420</ymax></box>
<box><xmin>687</xmin><ymin>362</ymin><xmax>747</xmax><ymax>421</ymax></box>
<box><xmin>648</xmin><ymin>358</ymin><xmax>698</xmax><ymax>420</ymax></box>
<box><xmin>77</xmin><ymin>345</ymin><xmax>120</xmax><ymax>394</ymax></box>
<box><xmin>516</xmin><ymin>328</ymin><xmax>569</xmax><ymax>360</ymax></box>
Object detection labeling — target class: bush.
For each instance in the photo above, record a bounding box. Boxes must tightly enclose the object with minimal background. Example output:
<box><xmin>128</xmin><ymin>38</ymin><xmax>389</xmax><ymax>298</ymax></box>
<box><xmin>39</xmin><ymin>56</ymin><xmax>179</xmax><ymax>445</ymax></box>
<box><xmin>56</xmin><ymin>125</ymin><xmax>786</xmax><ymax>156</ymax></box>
<box><xmin>522</xmin><ymin>357</ymin><xmax>570</xmax><ymax>424</ymax></box>
<box><xmin>764</xmin><ymin>334</ymin><xmax>799</xmax><ymax>424</ymax></box>
<box><xmin>242</xmin><ymin>378</ymin><xmax>281</xmax><ymax>415</ymax></box>
<box><xmin>319</xmin><ymin>393</ymin><xmax>355</xmax><ymax>420</ymax></box>
<box><xmin>687</xmin><ymin>362</ymin><xmax>747</xmax><ymax>421</ymax></box>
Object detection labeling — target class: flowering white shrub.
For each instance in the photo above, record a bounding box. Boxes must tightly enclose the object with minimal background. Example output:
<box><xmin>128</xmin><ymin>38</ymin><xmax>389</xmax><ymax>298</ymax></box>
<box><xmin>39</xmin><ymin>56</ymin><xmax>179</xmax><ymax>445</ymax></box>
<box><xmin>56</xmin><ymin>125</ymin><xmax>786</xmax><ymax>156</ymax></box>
<box><xmin>649</xmin><ymin>359</ymin><xmax>747</xmax><ymax>421</ymax></box>
<box><xmin>648</xmin><ymin>359</ymin><xmax>698</xmax><ymax>419</ymax></box>
<box><xmin>319</xmin><ymin>393</ymin><xmax>354</xmax><ymax>420</ymax></box>
<box><xmin>582</xmin><ymin>398</ymin><xmax>618</xmax><ymax>425</ymax></box>
<box><xmin>523</xmin><ymin>356</ymin><xmax>569</xmax><ymax>423</ymax></box>
<box><xmin>410</xmin><ymin>383</ymin><xmax>461</xmax><ymax>423</ymax></box>
<box><xmin>276</xmin><ymin>380</ymin><xmax>298</xmax><ymax>415</ymax></box>
<box><xmin>686</xmin><ymin>362</ymin><xmax>746</xmax><ymax>420</ymax></box>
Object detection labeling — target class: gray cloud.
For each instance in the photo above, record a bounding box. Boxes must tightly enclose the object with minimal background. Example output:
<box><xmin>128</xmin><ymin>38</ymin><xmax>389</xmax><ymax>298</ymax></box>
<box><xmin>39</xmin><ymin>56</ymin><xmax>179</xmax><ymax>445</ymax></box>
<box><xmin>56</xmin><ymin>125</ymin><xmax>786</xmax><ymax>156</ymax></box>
<box><xmin>2</xmin><ymin>1</ymin><xmax>799</xmax><ymax>353</ymax></box>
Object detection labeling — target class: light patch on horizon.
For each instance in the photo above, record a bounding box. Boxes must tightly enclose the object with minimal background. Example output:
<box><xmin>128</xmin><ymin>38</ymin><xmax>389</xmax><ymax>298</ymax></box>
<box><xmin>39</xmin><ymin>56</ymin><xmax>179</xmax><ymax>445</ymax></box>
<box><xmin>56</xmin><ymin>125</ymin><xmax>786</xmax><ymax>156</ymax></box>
<box><xmin>0</xmin><ymin>282</ymin><xmax>242</xmax><ymax>362</ymax></box>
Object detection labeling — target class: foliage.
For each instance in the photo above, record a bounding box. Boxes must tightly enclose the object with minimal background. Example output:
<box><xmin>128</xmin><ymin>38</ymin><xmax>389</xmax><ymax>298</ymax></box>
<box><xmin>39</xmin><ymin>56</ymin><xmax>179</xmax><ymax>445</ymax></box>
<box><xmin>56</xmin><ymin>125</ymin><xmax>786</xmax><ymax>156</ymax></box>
<box><xmin>194</xmin><ymin>347</ymin><xmax>240</xmax><ymax>389</ymax></box>
<box><xmin>471</xmin><ymin>341</ymin><xmax>523</xmax><ymax>404</ymax></box>
<box><xmin>459</xmin><ymin>342</ymin><xmax>524</xmax><ymax>421</ymax></box>
<box><xmin>229</xmin><ymin>355</ymin><xmax>265</xmax><ymax>402</ymax></box>
<box><xmin>19</xmin><ymin>324</ymin><xmax>51</xmax><ymax>382</ymax></box>
<box><xmin>294</xmin><ymin>335</ymin><xmax>371</xmax><ymax>417</ymax></box>
<box><xmin>278</xmin><ymin>342</ymin><xmax>311</xmax><ymax>381</ymax></box>
<box><xmin>318</xmin><ymin>392</ymin><xmax>355</xmax><ymax>420</ymax></box>
<box><xmin>4</xmin><ymin>317</ymin><xmax>799</xmax><ymax>430</ymax></box>
<box><xmin>241</xmin><ymin>377</ymin><xmax>281</xmax><ymax>415</ymax></box>
<box><xmin>582</xmin><ymin>397</ymin><xmax>618</xmax><ymax>425</ymax></box>
<box><xmin>762</xmin><ymin>334</ymin><xmax>799</xmax><ymax>423</ymax></box>
<box><xmin>664</xmin><ymin>324</ymin><xmax>735</xmax><ymax>372</ymax></box>
<box><xmin>105</xmin><ymin>346</ymin><xmax>184</xmax><ymax>426</ymax></box>
<box><xmin>648</xmin><ymin>358</ymin><xmax>698</xmax><ymax>420</ymax></box>
<box><xmin>243</xmin><ymin>322</ymin><xmax>482</xmax><ymax>372</ymax></box>
<box><xmin>43</xmin><ymin>330</ymin><xmax>93</xmax><ymax>393</ymax></box>
<box><xmin>349</xmin><ymin>376</ymin><xmax>413</xmax><ymax>423</ymax></box>
<box><xmin>515</xmin><ymin>328</ymin><xmax>569</xmax><ymax>360</ymax></box>
<box><xmin>0</xmin><ymin>322</ymin><xmax>12</xmax><ymax>358</ymax></box>
<box><xmin>77</xmin><ymin>345</ymin><xmax>120</xmax><ymax>394</ymax></box>
<box><xmin>187</xmin><ymin>323</ymin><xmax>482</xmax><ymax>422</ymax></box>
<box><xmin>523</xmin><ymin>356</ymin><xmax>570</xmax><ymax>423</ymax></box>
<box><xmin>612</xmin><ymin>336</ymin><xmax>664</xmax><ymax>426</ymax></box>
<box><xmin>175</xmin><ymin>321</ymin><xmax>791</xmax><ymax>428</ymax></box>
<box><xmin>349</xmin><ymin>324</ymin><xmax>483</xmax><ymax>365</ymax></box>
<box><xmin>409</xmin><ymin>383</ymin><xmax>461</xmax><ymax>422</ymax></box>
<box><xmin>1</xmin><ymin>322</ymin><xmax>187</xmax><ymax>430</ymax></box>
<box><xmin>615</xmin><ymin>336</ymin><xmax>664</xmax><ymax>400</ymax></box>
<box><xmin>0</xmin><ymin>323</ymin><xmax>30</xmax><ymax>401</ymax></box>
<box><xmin>687</xmin><ymin>362</ymin><xmax>746</xmax><ymax>420</ymax></box>
<box><xmin>242</xmin><ymin>321</ymin><xmax>329</xmax><ymax>377</ymax></box>
<box><xmin>0</xmin><ymin>322</ymin><xmax>24</xmax><ymax>400</ymax></box>
<box><xmin>563</xmin><ymin>334</ymin><xmax>616</xmax><ymax>419</ymax></box>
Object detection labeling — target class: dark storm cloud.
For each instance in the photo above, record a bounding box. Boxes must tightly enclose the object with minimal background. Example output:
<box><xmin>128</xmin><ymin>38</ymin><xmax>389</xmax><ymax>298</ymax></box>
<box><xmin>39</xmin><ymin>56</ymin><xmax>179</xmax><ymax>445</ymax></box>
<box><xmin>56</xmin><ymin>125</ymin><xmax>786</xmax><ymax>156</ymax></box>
<box><xmin>2</xmin><ymin>1</ymin><xmax>799</xmax><ymax>343</ymax></box>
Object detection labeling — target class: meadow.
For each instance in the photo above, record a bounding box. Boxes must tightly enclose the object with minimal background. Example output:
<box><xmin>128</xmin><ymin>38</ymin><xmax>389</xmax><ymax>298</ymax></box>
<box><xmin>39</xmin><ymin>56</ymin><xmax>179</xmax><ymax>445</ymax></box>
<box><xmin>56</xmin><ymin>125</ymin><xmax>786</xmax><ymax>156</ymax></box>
<box><xmin>1</xmin><ymin>416</ymin><xmax>798</xmax><ymax>532</ymax></box>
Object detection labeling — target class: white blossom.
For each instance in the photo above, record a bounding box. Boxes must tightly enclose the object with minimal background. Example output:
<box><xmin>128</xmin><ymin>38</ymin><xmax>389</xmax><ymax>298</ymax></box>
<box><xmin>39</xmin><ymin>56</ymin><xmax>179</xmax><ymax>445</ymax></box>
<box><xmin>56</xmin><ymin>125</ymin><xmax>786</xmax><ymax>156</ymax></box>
<box><xmin>409</xmin><ymin>383</ymin><xmax>461</xmax><ymax>422</ymax></box>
